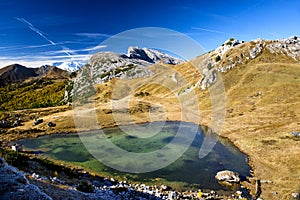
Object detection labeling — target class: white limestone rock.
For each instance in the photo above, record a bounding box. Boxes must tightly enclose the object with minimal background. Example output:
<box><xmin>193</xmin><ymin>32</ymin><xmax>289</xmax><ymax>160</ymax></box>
<box><xmin>215</xmin><ymin>170</ymin><xmax>240</xmax><ymax>183</ymax></box>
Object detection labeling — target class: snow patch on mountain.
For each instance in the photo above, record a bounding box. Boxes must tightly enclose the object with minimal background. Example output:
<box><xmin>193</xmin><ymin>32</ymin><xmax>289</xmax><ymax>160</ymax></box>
<box><xmin>53</xmin><ymin>61</ymin><xmax>87</xmax><ymax>72</ymax></box>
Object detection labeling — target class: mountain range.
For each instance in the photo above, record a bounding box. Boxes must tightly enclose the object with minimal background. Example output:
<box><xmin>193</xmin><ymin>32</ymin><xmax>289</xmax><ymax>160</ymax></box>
<box><xmin>0</xmin><ymin>37</ymin><xmax>299</xmax><ymax>199</ymax></box>
<box><xmin>0</xmin><ymin>46</ymin><xmax>183</xmax><ymax>86</ymax></box>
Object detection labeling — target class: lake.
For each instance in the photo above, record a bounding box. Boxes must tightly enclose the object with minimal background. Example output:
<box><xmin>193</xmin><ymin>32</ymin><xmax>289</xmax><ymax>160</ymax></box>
<box><xmin>18</xmin><ymin>121</ymin><xmax>251</xmax><ymax>192</ymax></box>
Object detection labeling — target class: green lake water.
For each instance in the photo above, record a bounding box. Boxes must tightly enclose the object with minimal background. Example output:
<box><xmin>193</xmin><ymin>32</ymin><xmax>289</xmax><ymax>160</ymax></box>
<box><xmin>18</xmin><ymin>121</ymin><xmax>251</xmax><ymax>192</ymax></box>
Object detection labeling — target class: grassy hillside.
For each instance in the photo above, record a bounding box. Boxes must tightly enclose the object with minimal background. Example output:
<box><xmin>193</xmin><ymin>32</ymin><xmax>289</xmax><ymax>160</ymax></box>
<box><xmin>0</xmin><ymin>78</ymin><xmax>67</xmax><ymax>111</ymax></box>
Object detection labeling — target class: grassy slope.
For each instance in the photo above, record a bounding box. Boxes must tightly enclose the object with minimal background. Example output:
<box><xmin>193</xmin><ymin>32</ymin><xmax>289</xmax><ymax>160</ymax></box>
<box><xmin>190</xmin><ymin>50</ymin><xmax>300</xmax><ymax>199</ymax></box>
<box><xmin>220</xmin><ymin>62</ymin><xmax>300</xmax><ymax>198</ymax></box>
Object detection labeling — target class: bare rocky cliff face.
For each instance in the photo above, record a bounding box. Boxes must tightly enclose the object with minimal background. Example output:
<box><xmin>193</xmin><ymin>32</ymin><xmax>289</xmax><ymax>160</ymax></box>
<box><xmin>0</xmin><ymin>157</ymin><xmax>51</xmax><ymax>200</ymax></box>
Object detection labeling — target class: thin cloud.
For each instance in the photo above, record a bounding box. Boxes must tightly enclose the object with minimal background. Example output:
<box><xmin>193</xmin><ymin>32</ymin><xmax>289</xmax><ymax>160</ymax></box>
<box><xmin>192</xmin><ymin>27</ymin><xmax>230</xmax><ymax>35</ymax></box>
<box><xmin>0</xmin><ymin>54</ymin><xmax>91</xmax><ymax>68</ymax></box>
<box><xmin>0</xmin><ymin>41</ymin><xmax>91</xmax><ymax>52</ymax></box>
<box><xmin>75</xmin><ymin>33</ymin><xmax>112</xmax><ymax>38</ymax></box>
<box><xmin>84</xmin><ymin>45</ymin><xmax>107</xmax><ymax>51</ymax></box>
<box><xmin>19</xmin><ymin>54</ymin><xmax>91</xmax><ymax>60</ymax></box>
<box><xmin>11</xmin><ymin>19</ymin><xmax>107</xmax><ymax>67</ymax></box>
<box><xmin>16</xmin><ymin>18</ymin><xmax>56</xmax><ymax>45</ymax></box>
<box><xmin>40</xmin><ymin>45</ymin><xmax>107</xmax><ymax>56</ymax></box>
<box><xmin>0</xmin><ymin>43</ymin><xmax>57</xmax><ymax>52</ymax></box>
<box><xmin>75</xmin><ymin>32</ymin><xmax>137</xmax><ymax>40</ymax></box>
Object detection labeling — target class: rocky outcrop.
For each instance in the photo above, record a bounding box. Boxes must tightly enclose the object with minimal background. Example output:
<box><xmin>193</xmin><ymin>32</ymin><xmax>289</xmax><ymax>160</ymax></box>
<box><xmin>127</xmin><ymin>47</ymin><xmax>183</xmax><ymax>65</ymax></box>
<box><xmin>250</xmin><ymin>43</ymin><xmax>263</xmax><ymax>59</ymax></box>
<box><xmin>215</xmin><ymin>170</ymin><xmax>240</xmax><ymax>183</ymax></box>
<box><xmin>0</xmin><ymin>157</ymin><xmax>51</xmax><ymax>200</ymax></box>
<box><xmin>200</xmin><ymin>68</ymin><xmax>217</xmax><ymax>90</ymax></box>
<box><xmin>266</xmin><ymin>36</ymin><xmax>300</xmax><ymax>61</ymax></box>
<box><xmin>73</xmin><ymin>47</ymin><xmax>183</xmax><ymax>102</ymax></box>
<box><xmin>198</xmin><ymin>36</ymin><xmax>300</xmax><ymax>90</ymax></box>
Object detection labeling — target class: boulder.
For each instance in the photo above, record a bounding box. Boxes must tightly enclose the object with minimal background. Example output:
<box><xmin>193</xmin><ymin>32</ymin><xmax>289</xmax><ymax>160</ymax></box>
<box><xmin>292</xmin><ymin>193</ymin><xmax>299</xmax><ymax>198</ymax></box>
<box><xmin>215</xmin><ymin>170</ymin><xmax>240</xmax><ymax>183</ymax></box>
<box><xmin>291</xmin><ymin>131</ymin><xmax>300</xmax><ymax>137</ymax></box>
<box><xmin>0</xmin><ymin>157</ymin><xmax>52</xmax><ymax>200</ymax></box>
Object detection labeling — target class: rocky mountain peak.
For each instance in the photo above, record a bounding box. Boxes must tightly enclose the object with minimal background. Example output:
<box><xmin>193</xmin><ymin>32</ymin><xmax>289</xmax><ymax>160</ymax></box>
<box><xmin>73</xmin><ymin>47</ymin><xmax>184</xmax><ymax>102</ymax></box>
<box><xmin>126</xmin><ymin>46</ymin><xmax>154</xmax><ymax>63</ymax></box>
<box><xmin>126</xmin><ymin>46</ymin><xmax>183</xmax><ymax>65</ymax></box>
<box><xmin>77</xmin><ymin>47</ymin><xmax>184</xmax><ymax>86</ymax></box>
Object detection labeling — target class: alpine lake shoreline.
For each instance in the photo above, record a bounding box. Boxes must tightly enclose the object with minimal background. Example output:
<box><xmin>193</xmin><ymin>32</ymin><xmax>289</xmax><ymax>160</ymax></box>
<box><xmin>1</xmin><ymin>111</ymin><xmax>256</xmax><ymax>199</ymax></box>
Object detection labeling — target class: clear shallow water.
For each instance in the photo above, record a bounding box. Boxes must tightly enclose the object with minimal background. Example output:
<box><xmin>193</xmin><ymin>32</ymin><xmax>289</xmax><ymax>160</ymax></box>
<box><xmin>18</xmin><ymin>121</ymin><xmax>251</xmax><ymax>192</ymax></box>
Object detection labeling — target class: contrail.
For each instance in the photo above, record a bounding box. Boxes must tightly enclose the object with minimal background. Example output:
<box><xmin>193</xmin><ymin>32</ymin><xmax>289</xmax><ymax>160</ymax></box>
<box><xmin>16</xmin><ymin>18</ymin><xmax>56</xmax><ymax>45</ymax></box>
<box><xmin>16</xmin><ymin>17</ymin><xmax>75</xmax><ymax>59</ymax></box>
<box><xmin>15</xmin><ymin>17</ymin><xmax>103</xmax><ymax>65</ymax></box>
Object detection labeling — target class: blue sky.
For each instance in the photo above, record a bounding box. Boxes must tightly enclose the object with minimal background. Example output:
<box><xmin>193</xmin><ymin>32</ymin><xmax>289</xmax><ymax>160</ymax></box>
<box><xmin>0</xmin><ymin>0</ymin><xmax>299</xmax><ymax>67</ymax></box>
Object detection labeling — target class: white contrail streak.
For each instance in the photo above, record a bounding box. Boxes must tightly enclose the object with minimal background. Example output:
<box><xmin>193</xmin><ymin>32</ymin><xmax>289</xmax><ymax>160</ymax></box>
<box><xmin>16</xmin><ymin>17</ymin><xmax>75</xmax><ymax>59</ymax></box>
<box><xmin>16</xmin><ymin>18</ymin><xmax>56</xmax><ymax>45</ymax></box>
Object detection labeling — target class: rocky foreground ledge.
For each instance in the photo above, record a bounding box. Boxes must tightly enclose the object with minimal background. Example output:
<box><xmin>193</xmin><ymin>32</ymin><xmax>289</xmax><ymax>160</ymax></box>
<box><xmin>0</xmin><ymin>157</ymin><xmax>51</xmax><ymax>200</ymax></box>
<box><xmin>0</xmin><ymin>155</ymin><xmax>253</xmax><ymax>200</ymax></box>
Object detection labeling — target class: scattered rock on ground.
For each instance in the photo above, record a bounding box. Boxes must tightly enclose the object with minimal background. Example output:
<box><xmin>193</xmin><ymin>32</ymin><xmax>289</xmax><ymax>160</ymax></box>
<box><xmin>292</xmin><ymin>193</ymin><xmax>299</xmax><ymax>198</ymax></box>
<box><xmin>291</xmin><ymin>131</ymin><xmax>300</xmax><ymax>137</ymax></box>
<box><xmin>215</xmin><ymin>170</ymin><xmax>240</xmax><ymax>183</ymax></box>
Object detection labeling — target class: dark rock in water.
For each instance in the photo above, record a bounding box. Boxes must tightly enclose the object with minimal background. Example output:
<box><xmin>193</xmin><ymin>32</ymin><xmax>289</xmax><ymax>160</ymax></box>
<box><xmin>0</xmin><ymin>157</ymin><xmax>52</xmax><ymax>200</ymax></box>
<box><xmin>215</xmin><ymin>170</ymin><xmax>240</xmax><ymax>183</ymax></box>
<box><xmin>47</xmin><ymin>122</ymin><xmax>56</xmax><ymax>127</ymax></box>
<box><xmin>33</xmin><ymin>119</ymin><xmax>43</xmax><ymax>126</ymax></box>
<box><xmin>0</xmin><ymin>120</ymin><xmax>10</xmax><ymax>128</ymax></box>
<box><xmin>12</xmin><ymin>119</ymin><xmax>21</xmax><ymax>127</ymax></box>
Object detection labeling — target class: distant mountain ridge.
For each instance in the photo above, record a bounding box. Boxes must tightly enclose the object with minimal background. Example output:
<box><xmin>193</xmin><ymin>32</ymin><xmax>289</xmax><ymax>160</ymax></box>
<box><xmin>0</xmin><ymin>64</ymin><xmax>68</xmax><ymax>86</ymax></box>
